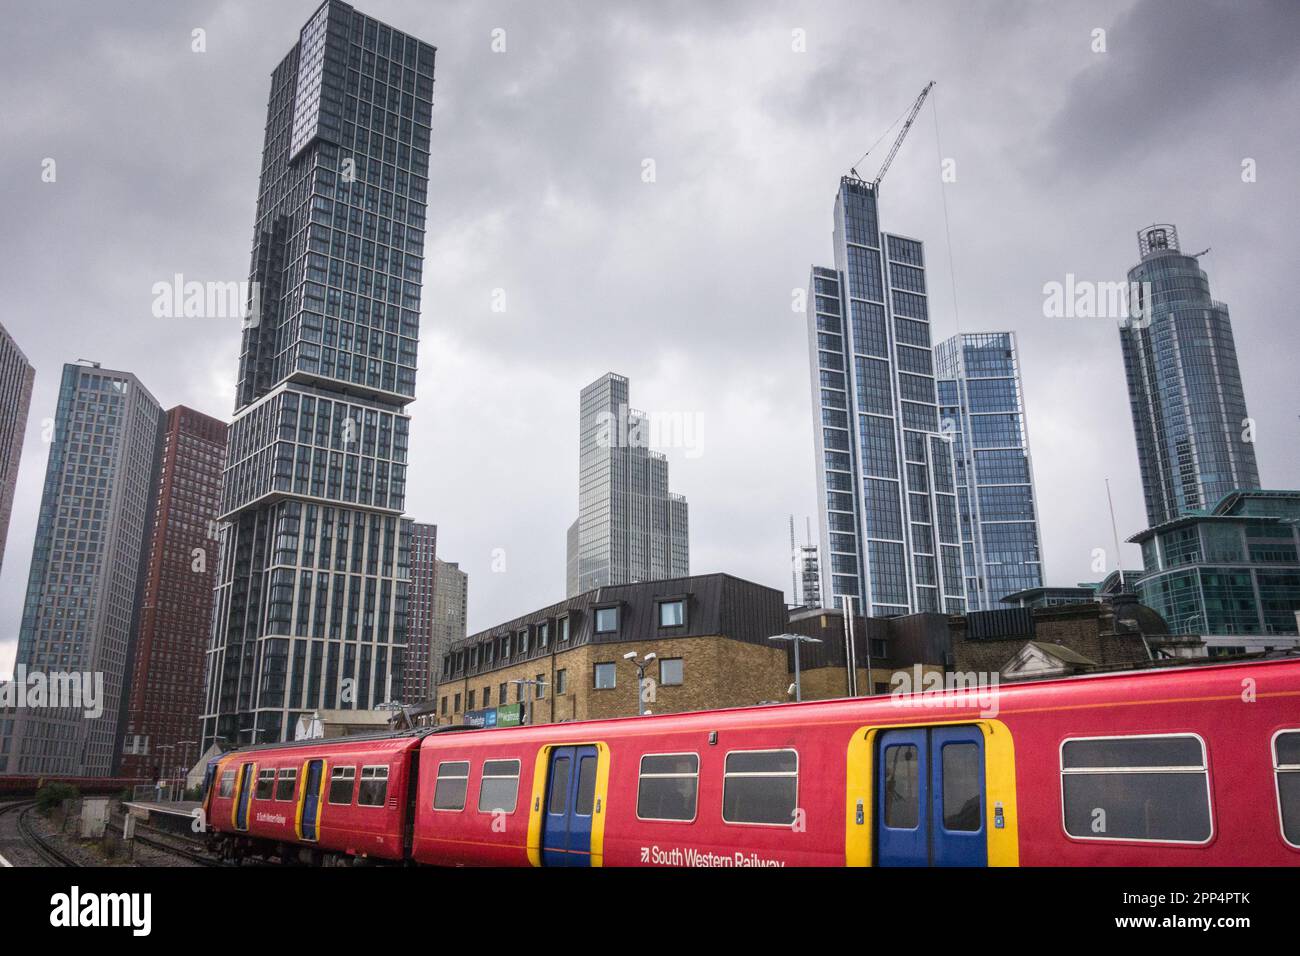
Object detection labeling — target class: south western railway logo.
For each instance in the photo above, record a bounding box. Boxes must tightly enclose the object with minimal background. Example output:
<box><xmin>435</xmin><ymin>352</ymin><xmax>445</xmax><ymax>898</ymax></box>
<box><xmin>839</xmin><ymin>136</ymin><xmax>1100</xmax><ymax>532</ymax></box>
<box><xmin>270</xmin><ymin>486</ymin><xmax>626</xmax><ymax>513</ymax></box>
<box><xmin>640</xmin><ymin>845</ymin><xmax>786</xmax><ymax>867</ymax></box>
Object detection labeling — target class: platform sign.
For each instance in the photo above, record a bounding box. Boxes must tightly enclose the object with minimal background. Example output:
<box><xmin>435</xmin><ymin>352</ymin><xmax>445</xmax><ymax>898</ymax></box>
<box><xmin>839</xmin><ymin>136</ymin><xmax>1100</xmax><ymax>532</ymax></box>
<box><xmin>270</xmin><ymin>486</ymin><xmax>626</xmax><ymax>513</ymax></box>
<box><xmin>495</xmin><ymin>704</ymin><xmax>522</xmax><ymax>727</ymax></box>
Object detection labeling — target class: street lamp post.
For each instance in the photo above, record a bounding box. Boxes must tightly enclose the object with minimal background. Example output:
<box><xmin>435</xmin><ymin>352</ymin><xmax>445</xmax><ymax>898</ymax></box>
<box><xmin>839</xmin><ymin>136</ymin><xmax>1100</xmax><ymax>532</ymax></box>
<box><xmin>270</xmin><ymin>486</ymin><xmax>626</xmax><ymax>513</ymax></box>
<box><xmin>768</xmin><ymin>634</ymin><xmax>823</xmax><ymax>702</ymax></box>
<box><xmin>622</xmin><ymin>651</ymin><xmax>657</xmax><ymax>716</ymax></box>
<box><xmin>510</xmin><ymin>678</ymin><xmax>548</xmax><ymax>726</ymax></box>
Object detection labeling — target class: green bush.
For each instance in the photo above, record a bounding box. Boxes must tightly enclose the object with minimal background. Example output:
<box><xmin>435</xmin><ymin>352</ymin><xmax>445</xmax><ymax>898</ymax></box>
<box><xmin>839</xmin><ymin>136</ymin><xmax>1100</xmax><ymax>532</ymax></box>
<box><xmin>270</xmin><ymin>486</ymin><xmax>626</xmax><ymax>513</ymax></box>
<box><xmin>35</xmin><ymin>782</ymin><xmax>80</xmax><ymax>813</ymax></box>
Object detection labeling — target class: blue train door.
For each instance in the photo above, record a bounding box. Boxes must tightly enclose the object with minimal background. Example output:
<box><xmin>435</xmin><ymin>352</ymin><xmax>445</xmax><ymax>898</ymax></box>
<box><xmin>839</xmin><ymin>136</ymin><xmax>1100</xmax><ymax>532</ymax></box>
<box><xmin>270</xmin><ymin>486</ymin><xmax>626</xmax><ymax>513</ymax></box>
<box><xmin>301</xmin><ymin>760</ymin><xmax>323</xmax><ymax>841</ymax></box>
<box><xmin>541</xmin><ymin>745</ymin><xmax>598</xmax><ymax>867</ymax></box>
<box><xmin>235</xmin><ymin>763</ymin><xmax>255</xmax><ymax>831</ymax></box>
<box><xmin>875</xmin><ymin>726</ymin><xmax>987</xmax><ymax>866</ymax></box>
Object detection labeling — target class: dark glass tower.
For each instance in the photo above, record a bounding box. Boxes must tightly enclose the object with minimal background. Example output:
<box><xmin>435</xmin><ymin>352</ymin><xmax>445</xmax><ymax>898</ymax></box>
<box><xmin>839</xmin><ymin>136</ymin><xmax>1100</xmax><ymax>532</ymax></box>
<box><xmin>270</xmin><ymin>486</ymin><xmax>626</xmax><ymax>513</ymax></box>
<box><xmin>202</xmin><ymin>2</ymin><xmax>435</xmax><ymax>748</ymax></box>
<box><xmin>936</xmin><ymin>332</ymin><xmax>1044</xmax><ymax>608</ymax></box>
<box><xmin>1122</xmin><ymin>225</ymin><xmax>1259</xmax><ymax>527</ymax></box>
<box><xmin>806</xmin><ymin>177</ymin><xmax>966</xmax><ymax>616</ymax></box>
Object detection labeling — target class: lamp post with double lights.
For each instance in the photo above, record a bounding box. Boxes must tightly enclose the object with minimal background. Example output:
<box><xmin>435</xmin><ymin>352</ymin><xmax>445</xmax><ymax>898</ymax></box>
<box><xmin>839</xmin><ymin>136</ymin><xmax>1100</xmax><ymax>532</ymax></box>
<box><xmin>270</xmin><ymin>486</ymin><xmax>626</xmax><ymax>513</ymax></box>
<box><xmin>623</xmin><ymin>651</ymin><xmax>657</xmax><ymax>716</ymax></box>
<box><xmin>509</xmin><ymin>677</ymin><xmax>548</xmax><ymax>726</ymax></box>
<box><xmin>768</xmin><ymin>633</ymin><xmax>823</xmax><ymax>702</ymax></box>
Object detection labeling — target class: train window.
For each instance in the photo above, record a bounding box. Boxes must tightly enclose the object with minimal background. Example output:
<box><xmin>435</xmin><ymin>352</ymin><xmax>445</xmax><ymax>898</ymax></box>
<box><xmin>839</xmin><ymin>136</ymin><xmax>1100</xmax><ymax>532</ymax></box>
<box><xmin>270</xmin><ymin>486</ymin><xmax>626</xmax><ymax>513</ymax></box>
<box><xmin>328</xmin><ymin>766</ymin><xmax>356</xmax><ymax>805</ymax></box>
<box><xmin>722</xmin><ymin>749</ymin><xmax>798</xmax><ymax>826</ymax></box>
<box><xmin>575</xmin><ymin>755</ymin><xmax>597</xmax><ymax>816</ymax></box>
<box><xmin>275</xmin><ymin>768</ymin><xmax>297</xmax><ymax>801</ymax></box>
<box><xmin>434</xmin><ymin>760</ymin><xmax>470</xmax><ymax>811</ymax></box>
<box><xmin>218</xmin><ymin>771</ymin><xmax>235</xmax><ymax>799</ymax></box>
<box><xmin>883</xmin><ymin>744</ymin><xmax>919</xmax><ymax>829</ymax></box>
<box><xmin>478</xmin><ymin>759</ymin><xmax>521</xmax><ymax>814</ymax></box>
<box><xmin>941</xmin><ymin>743</ymin><xmax>982</xmax><ymax>831</ymax></box>
<box><xmin>548</xmin><ymin>757</ymin><xmax>570</xmax><ymax>814</ymax></box>
<box><xmin>1060</xmin><ymin>734</ymin><xmax>1212</xmax><ymax>844</ymax></box>
<box><xmin>255</xmin><ymin>768</ymin><xmax>276</xmax><ymax>800</ymax></box>
<box><xmin>1273</xmin><ymin>730</ymin><xmax>1300</xmax><ymax>848</ymax></box>
<box><xmin>357</xmin><ymin>766</ymin><xmax>390</xmax><ymax>807</ymax></box>
<box><xmin>637</xmin><ymin>753</ymin><xmax>699</xmax><ymax>822</ymax></box>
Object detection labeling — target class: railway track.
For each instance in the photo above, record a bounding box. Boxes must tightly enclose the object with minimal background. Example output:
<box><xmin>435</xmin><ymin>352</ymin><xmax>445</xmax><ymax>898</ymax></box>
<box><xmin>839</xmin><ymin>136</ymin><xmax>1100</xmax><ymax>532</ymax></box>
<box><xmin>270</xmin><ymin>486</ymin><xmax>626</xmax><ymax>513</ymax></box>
<box><xmin>0</xmin><ymin>800</ymin><xmax>81</xmax><ymax>867</ymax></box>
<box><xmin>105</xmin><ymin>816</ymin><xmax>227</xmax><ymax>867</ymax></box>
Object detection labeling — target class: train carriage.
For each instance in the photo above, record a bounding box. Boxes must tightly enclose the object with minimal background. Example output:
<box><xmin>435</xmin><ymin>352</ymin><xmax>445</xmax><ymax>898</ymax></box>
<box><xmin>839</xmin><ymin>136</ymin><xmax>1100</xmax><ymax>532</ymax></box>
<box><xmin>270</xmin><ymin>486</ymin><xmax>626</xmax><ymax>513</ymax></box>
<box><xmin>205</xmin><ymin>731</ymin><xmax>426</xmax><ymax>864</ymax></box>
<box><xmin>203</xmin><ymin>657</ymin><xmax>1300</xmax><ymax>866</ymax></box>
<box><xmin>410</xmin><ymin>657</ymin><xmax>1300</xmax><ymax>867</ymax></box>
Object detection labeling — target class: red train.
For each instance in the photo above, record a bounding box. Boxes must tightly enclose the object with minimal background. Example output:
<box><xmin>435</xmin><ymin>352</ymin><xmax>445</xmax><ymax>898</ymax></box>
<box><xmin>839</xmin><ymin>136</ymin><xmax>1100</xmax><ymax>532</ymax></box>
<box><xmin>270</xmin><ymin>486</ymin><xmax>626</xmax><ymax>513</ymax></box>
<box><xmin>203</xmin><ymin>657</ymin><xmax>1300</xmax><ymax>866</ymax></box>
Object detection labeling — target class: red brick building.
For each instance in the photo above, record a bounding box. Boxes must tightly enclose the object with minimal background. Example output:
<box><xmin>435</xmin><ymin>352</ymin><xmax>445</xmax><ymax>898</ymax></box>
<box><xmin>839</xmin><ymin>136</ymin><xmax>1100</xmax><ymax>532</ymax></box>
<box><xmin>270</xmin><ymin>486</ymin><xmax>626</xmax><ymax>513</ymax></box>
<box><xmin>120</xmin><ymin>406</ymin><xmax>227</xmax><ymax>780</ymax></box>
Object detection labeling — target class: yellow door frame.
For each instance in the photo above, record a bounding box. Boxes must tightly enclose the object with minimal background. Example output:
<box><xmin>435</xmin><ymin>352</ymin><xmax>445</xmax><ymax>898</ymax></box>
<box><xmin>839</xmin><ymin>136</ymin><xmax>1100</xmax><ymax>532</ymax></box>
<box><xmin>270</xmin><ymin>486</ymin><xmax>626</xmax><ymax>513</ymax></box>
<box><xmin>845</xmin><ymin>717</ymin><xmax>1019</xmax><ymax>867</ymax></box>
<box><xmin>525</xmin><ymin>741</ymin><xmax>610</xmax><ymax>867</ymax></box>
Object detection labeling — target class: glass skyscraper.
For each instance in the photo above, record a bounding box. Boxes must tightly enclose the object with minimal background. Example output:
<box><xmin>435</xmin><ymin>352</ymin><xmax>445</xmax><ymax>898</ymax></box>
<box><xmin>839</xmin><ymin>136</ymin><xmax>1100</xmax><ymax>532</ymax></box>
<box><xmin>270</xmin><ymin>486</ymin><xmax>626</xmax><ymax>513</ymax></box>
<box><xmin>0</xmin><ymin>321</ymin><xmax>35</xmax><ymax>579</ymax></box>
<box><xmin>936</xmin><ymin>332</ymin><xmax>1044</xmax><ymax>609</ymax></box>
<box><xmin>806</xmin><ymin>176</ymin><xmax>966</xmax><ymax>617</ymax></box>
<box><xmin>1122</xmin><ymin>224</ymin><xmax>1259</xmax><ymax>527</ymax></box>
<box><xmin>202</xmin><ymin>2</ymin><xmax>435</xmax><ymax>748</ymax></box>
<box><xmin>1130</xmin><ymin>490</ymin><xmax>1300</xmax><ymax>642</ymax></box>
<box><xmin>566</xmin><ymin>373</ymin><xmax>689</xmax><ymax>597</ymax></box>
<box><xmin>3</xmin><ymin>363</ymin><xmax>163</xmax><ymax>776</ymax></box>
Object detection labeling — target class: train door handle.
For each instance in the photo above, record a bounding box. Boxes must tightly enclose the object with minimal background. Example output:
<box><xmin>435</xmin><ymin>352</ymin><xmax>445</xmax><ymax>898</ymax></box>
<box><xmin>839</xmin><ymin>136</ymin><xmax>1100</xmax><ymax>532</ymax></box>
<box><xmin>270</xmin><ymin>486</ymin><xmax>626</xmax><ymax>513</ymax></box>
<box><xmin>596</xmin><ymin>798</ymin><xmax>602</xmax><ymax>814</ymax></box>
<box><xmin>855</xmin><ymin>799</ymin><xmax>864</xmax><ymax>826</ymax></box>
<box><xmin>534</xmin><ymin>797</ymin><xmax>540</xmax><ymax>811</ymax></box>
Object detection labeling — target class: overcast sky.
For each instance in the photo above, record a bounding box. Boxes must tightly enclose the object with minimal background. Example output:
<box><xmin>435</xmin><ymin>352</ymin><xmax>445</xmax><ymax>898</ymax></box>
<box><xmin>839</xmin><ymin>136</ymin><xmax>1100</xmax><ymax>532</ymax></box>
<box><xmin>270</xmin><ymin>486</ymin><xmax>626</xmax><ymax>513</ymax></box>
<box><xmin>1</xmin><ymin>0</ymin><xmax>1297</xmax><ymax>676</ymax></box>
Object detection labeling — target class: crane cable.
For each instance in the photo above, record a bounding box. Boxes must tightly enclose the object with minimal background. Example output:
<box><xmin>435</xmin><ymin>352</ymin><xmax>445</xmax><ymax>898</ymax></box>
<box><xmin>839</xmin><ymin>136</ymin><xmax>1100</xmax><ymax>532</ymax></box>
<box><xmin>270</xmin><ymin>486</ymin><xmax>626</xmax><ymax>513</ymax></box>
<box><xmin>931</xmin><ymin>86</ymin><xmax>961</xmax><ymax>340</ymax></box>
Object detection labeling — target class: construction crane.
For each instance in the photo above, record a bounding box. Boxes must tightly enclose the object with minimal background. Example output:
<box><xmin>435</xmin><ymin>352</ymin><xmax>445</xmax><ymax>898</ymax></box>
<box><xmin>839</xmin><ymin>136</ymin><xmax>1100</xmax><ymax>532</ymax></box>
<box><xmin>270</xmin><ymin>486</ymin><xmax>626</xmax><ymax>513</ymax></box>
<box><xmin>849</xmin><ymin>81</ymin><xmax>935</xmax><ymax>189</ymax></box>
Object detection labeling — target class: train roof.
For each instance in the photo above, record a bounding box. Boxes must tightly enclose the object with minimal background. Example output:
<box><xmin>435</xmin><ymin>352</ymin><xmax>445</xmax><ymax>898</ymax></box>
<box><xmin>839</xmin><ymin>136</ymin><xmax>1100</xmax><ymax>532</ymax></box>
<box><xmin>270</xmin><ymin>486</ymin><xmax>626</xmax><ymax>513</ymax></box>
<box><xmin>417</xmin><ymin>652</ymin><xmax>1300</xmax><ymax>743</ymax></box>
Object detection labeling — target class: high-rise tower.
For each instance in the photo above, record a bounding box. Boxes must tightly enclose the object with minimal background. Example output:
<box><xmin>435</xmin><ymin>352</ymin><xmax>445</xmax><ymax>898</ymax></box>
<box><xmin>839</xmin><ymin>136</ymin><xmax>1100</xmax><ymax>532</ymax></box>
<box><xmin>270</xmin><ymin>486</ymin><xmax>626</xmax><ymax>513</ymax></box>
<box><xmin>4</xmin><ymin>363</ymin><xmax>163</xmax><ymax>776</ymax></box>
<box><xmin>1122</xmin><ymin>224</ymin><xmax>1259</xmax><ymax>526</ymax></box>
<box><xmin>806</xmin><ymin>177</ymin><xmax>965</xmax><ymax>616</ymax></box>
<box><xmin>566</xmin><ymin>373</ymin><xmax>689</xmax><ymax>597</ymax></box>
<box><xmin>120</xmin><ymin>406</ymin><xmax>227</xmax><ymax>781</ymax></box>
<box><xmin>936</xmin><ymin>332</ymin><xmax>1044</xmax><ymax>608</ymax></box>
<box><xmin>0</xmin><ymin>321</ymin><xmax>35</xmax><ymax>578</ymax></box>
<box><xmin>202</xmin><ymin>2</ymin><xmax>435</xmax><ymax>748</ymax></box>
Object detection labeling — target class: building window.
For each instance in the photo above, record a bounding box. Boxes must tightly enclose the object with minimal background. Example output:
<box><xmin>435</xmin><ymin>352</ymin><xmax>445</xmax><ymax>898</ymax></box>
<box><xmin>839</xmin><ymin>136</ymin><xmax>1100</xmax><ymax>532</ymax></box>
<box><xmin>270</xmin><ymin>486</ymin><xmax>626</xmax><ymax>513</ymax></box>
<box><xmin>275</xmin><ymin>768</ymin><xmax>297</xmax><ymax>802</ymax></box>
<box><xmin>467</xmin><ymin>690</ymin><xmax>476</xmax><ymax>711</ymax></box>
<box><xmin>556</xmin><ymin>669</ymin><xmax>568</xmax><ymax>695</ymax></box>
<box><xmin>327</xmin><ymin>766</ymin><xmax>356</xmax><ymax>805</ymax></box>
<box><xmin>478</xmin><ymin>758</ymin><xmax>521</xmax><ymax>814</ymax></box>
<box><xmin>499</xmin><ymin>682</ymin><xmax>507</xmax><ymax>705</ymax></box>
<box><xmin>453</xmin><ymin>692</ymin><xmax>461</xmax><ymax>712</ymax></box>
<box><xmin>594</xmin><ymin>662</ymin><xmax>616</xmax><ymax>689</ymax></box>
<box><xmin>433</xmin><ymin>760</ymin><xmax>470</xmax><ymax>811</ymax></box>
<box><xmin>559</xmin><ymin>616</ymin><xmax>570</xmax><ymax>642</ymax></box>
<box><xmin>539</xmin><ymin>621</ymin><xmax>549</xmax><ymax>646</ymax></box>
<box><xmin>535</xmin><ymin>673</ymin><xmax>546</xmax><ymax>698</ymax></box>
<box><xmin>255</xmin><ymin>768</ymin><xmax>276</xmax><ymax>800</ymax></box>
<box><xmin>658</xmin><ymin>599</ymin><xmax>685</xmax><ymax>628</ymax></box>
<box><xmin>1060</xmin><ymin>734</ymin><xmax>1212</xmax><ymax>843</ymax></box>
<box><xmin>722</xmin><ymin>749</ymin><xmax>799</xmax><ymax>826</ymax></box>
<box><xmin>595</xmin><ymin>606</ymin><xmax>619</xmax><ymax>634</ymax></box>
<box><xmin>659</xmin><ymin>658</ymin><xmax>683</xmax><ymax>686</ymax></box>
<box><xmin>483</xmin><ymin>686</ymin><xmax>492</xmax><ymax>707</ymax></box>
<box><xmin>357</xmin><ymin>766</ymin><xmax>389</xmax><ymax>807</ymax></box>
<box><xmin>1274</xmin><ymin>730</ymin><xmax>1300</xmax><ymax>848</ymax></box>
<box><xmin>637</xmin><ymin>753</ymin><xmax>699</xmax><ymax>822</ymax></box>
<box><xmin>440</xmin><ymin>696</ymin><xmax>447</xmax><ymax>716</ymax></box>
